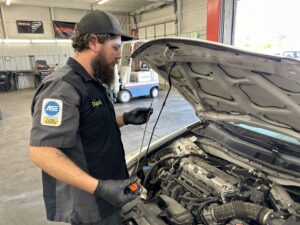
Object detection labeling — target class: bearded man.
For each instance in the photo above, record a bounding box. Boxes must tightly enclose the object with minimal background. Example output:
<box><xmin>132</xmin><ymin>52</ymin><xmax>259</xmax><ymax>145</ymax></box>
<box><xmin>29</xmin><ymin>10</ymin><xmax>152</xmax><ymax>225</ymax></box>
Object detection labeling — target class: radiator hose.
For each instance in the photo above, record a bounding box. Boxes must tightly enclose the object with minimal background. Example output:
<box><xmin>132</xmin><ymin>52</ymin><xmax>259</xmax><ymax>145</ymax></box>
<box><xmin>210</xmin><ymin>201</ymin><xmax>274</xmax><ymax>225</ymax></box>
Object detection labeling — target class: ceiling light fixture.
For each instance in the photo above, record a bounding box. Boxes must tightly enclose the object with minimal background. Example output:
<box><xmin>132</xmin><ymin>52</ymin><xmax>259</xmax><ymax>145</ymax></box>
<box><xmin>97</xmin><ymin>0</ymin><xmax>109</xmax><ymax>5</ymax></box>
<box><xmin>31</xmin><ymin>39</ymin><xmax>56</xmax><ymax>44</ymax></box>
<box><xmin>5</xmin><ymin>0</ymin><xmax>11</xmax><ymax>6</ymax></box>
<box><xmin>1</xmin><ymin>39</ymin><xmax>73</xmax><ymax>44</ymax></box>
<box><xmin>55</xmin><ymin>39</ymin><xmax>72</xmax><ymax>43</ymax></box>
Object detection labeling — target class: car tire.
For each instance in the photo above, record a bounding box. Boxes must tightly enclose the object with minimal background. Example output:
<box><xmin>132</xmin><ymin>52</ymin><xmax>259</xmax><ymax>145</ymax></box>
<box><xmin>118</xmin><ymin>90</ymin><xmax>132</xmax><ymax>103</ymax></box>
<box><xmin>150</xmin><ymin>87</ymin><xmax>158</xmax><ymax>98</ymax></box>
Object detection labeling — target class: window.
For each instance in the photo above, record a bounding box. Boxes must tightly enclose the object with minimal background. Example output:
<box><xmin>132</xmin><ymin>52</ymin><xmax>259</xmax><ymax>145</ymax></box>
<box><xmin>234</xmin><ymin>0</ymin><xmax>300</xmax><ymax>56</ymax></box>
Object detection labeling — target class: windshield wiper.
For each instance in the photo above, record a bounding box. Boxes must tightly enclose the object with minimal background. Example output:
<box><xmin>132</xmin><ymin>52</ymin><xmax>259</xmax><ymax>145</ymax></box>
<box><xmin>220</xmin><ymin>123</ymin><xmax>300</xmax><ymax>157</ymax></box>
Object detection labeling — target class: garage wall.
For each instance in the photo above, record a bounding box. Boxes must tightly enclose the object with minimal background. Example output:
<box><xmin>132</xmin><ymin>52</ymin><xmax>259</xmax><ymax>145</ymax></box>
<box><xmin>0</xmin><ymin>43</ymin><xmax>73</xmax><ymax>71</ymax></box>
<box><xmin>181</xmin><ymin>0</ymin><xmax>207</xmax><ymax>38</ymax></box>
<box><xmin>2</xmin><ymin>5</ymin><xmax>54</xmax><ymax>39</ymax></box>
<box><xmin>52</xmin><ymin>8</ymin><xmax>87</xmax><ymax>23</ymax></box>
<box><xmin>0</xmin><ymin>5</ymin><xmax>129</xmax><ymax>39</ymax></box>
<box><xmin>132</xmin><ymin>0</ymin><xmax>207</xmax><ymax>40</ymax></box>
<box><xmin>133</xmin><ymin>2</ymin><xmax>175</xmax><ymax>39</ymax></box>
<box><xmin>0</xmin><ymin>5</ymin><xmax>130</xmax><ymax>72</ymax></box>
<box><xmin>0</xmin><ymin>7</ymin><xmax>5</xmax><ymax>39</ymax></box>
<box><xmin>52</xmin><ymin>7</ymin><xmax>130</xmax><ymax>34</ymax></box>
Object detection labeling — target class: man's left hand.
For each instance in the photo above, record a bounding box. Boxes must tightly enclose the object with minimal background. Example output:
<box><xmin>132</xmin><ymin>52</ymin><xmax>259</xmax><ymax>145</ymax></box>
<box><xmin>123</xmin><ymin>107</ymin><xmax>153</xmax><ymax>125</ymax></box>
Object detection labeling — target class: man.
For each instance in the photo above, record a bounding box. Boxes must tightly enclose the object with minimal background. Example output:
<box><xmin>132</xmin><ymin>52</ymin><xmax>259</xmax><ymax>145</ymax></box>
<box><xmin>29</xmin><ymin>10</ymin><xmax>152</xmax><ymax>225</ymax></box>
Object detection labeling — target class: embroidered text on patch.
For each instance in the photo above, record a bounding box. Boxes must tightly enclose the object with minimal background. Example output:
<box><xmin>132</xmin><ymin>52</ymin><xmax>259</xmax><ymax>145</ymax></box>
<box><xmin>41</xmin><ymin>98</ymin><xmax>63</xmax><ymax>126</ymax></box>
<box><xmin>92</xmin><ymin>99</ymin><xmax>102</xmax><ymax>108</ymax></box>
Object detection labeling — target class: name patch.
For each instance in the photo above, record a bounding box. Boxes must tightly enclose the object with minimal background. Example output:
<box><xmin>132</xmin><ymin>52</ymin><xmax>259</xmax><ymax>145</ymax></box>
<box><xmin>92</xmin><ymin>99</ymin><xmax>102</xmax><ymax>108</ymax></box>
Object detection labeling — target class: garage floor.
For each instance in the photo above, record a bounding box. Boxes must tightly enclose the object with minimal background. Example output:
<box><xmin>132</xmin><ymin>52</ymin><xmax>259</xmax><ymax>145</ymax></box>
<box><xmin>0</xmin><ymin>87</ymin><xmax>198</xmax><ymax>225</ymax></box>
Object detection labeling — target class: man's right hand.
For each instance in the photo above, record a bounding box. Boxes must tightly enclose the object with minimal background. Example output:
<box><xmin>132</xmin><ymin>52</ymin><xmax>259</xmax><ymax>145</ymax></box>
<box><xmin>94</xmin><ymin>176</ymin><xmax>139</xmax><ymax>207</ymax></box>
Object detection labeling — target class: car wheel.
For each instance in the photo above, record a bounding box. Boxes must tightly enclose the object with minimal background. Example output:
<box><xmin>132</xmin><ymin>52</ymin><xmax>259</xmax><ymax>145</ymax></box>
<box><xmin>150</xmin><ymin>87</ymin><xmax>158</xmax><ymax>98</ymax></box>
<box><xmin>118</xmin><ymin>90</ymin><xmax>132</xmax><ymax>103</ymax></box>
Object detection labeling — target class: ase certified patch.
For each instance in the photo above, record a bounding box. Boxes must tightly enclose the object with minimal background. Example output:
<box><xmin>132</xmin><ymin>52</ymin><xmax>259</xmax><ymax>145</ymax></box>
<box><xmin>41</xmin><ymin>98</ymin><xmax>63</xmax><ymax>126</ymax></box>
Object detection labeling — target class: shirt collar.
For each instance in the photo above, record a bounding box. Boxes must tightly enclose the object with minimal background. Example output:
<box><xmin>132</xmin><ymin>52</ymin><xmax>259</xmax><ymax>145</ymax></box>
<box><xmin>66</xmin><ymin>57</ymin><xmax>94</xmax><ymax>82</ymax></box>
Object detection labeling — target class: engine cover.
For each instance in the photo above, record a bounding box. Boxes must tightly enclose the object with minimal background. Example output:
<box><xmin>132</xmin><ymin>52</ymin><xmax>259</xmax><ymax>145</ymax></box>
<box><xmin>122</xmin><ymin>195</ymin><xmax>193</xmax><ymax>225</ymax></box>
<box><xmin>178</xmin><ymin>158</ymin><xmax>240</xmax><ymax>198</ymax></box>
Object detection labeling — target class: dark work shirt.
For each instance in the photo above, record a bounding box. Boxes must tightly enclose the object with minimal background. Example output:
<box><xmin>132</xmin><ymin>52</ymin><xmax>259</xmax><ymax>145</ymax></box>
<box><xmin>30</xmin><ymin>57</ymin><xmax>128</xmax><ymax>223</ymax></box>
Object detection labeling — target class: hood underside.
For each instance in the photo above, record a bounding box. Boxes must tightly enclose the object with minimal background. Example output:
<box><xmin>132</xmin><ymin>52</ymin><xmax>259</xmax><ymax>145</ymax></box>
<box><xmin>132</xmin><ymin>38</ymin><xmax>300</xmax><ymax>141</ymax></box>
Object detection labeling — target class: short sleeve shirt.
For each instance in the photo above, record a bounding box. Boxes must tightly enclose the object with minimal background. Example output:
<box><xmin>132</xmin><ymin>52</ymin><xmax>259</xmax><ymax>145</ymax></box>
<box><xmin>30</xmin><ymin>58</ymin><xmax>128</xmax><ymax>223</ymax></box>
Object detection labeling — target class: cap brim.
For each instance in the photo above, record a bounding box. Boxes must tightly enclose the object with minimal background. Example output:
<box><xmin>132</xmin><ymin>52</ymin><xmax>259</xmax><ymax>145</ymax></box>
<box><xmin>120</xmin><ymin>33</ymin><xmax>135</xmax><ymax>41</ymax></box>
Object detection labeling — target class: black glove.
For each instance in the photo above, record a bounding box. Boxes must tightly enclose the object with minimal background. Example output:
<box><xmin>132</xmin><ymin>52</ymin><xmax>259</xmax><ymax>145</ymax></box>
<box><xmin>94</xmin><ymin>176</ymin><xmax>139</xmax><ymax>207</ymax></box>
<box><xmin>123</xmin><ymin>107</ymin><xmax>153</xmax><ymax>125</ymax></box>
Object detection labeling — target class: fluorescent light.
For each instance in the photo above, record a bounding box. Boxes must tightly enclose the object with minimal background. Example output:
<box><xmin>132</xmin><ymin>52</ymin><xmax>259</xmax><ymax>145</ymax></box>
<box><xmin>3</xmin><ymin>39</ymin><xmax>30</xmax><ymax>43</ymax></box>
<box><xmin>31</xmin><ymin>39</ymin><xmax>56</xmax><ymax>43</ymax></box>
<box><xmin>55</xmin><ymin>39</ymin><xmax>72</xmax><ymax>43</ymax></box>
<box><xmin>1</xmin><ymin>39</ymin><xmax>71</xmax><ymax>44</ymax></box>
<box><xmin>5</xmin><ymin>0</ymin><xmax>11</xmax><ymax>6</ymax></box>
<box><xmin>98</xmin><ymin>0</ymin><xmax>109</xmax><ymax>5</ymax></box>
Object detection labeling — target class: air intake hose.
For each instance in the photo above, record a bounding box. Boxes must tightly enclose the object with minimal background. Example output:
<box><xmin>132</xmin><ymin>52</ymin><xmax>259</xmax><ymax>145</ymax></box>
<box><xmin>211</xmin><ymin>201</ymin><xmax>273</xmax><ymax>225</ymax></box>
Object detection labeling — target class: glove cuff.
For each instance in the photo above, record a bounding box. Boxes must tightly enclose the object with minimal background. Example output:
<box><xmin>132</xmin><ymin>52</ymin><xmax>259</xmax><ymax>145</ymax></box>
<box><xmin>123</xmin><ymin>112</ymin><xmax>130</xmax><ymax>125</ymax></box>
<box><xmin>93</xmin><ymin>179</ymin><xmax>102</xmax><ymax>196</ymax></box>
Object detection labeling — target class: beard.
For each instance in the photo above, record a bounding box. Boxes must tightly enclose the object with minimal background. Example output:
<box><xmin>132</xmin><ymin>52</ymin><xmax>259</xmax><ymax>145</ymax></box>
<box><xmin>91</xmin><ymin>51</ymin><xmax>115</xmax><ymax>86</ymax></box>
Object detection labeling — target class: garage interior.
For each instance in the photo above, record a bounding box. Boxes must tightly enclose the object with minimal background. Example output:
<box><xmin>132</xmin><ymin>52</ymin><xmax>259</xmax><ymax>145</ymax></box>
<box><xmin>0</xmin><ymin>0</ymin><xmax>297</xmax><ymax>224</ymax></box>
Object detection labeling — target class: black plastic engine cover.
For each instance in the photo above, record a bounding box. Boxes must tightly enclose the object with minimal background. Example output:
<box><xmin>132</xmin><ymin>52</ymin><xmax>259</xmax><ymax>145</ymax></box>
<box><xmin>122</xmin><ymin>197</ymin><xmax>167</xmax><ymax>225</ymax></box>
<box><xmin>121</xmin><ymin>195</ymin><xmax>193</xmax><ymax>225</ymax></box>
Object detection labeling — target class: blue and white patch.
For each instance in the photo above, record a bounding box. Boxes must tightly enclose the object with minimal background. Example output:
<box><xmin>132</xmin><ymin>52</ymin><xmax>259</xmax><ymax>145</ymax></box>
<box><xmin>41</xmin><ymin>98</ymin><xmax>63</xmax><ymax>126</ymax></box>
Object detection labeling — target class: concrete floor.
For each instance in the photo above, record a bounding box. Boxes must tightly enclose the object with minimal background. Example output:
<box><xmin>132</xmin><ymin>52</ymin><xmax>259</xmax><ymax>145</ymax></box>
<box><xmin>0</xmin><ymin>87</ymin><xmax>198</xmax><ymax>225</ymax></box>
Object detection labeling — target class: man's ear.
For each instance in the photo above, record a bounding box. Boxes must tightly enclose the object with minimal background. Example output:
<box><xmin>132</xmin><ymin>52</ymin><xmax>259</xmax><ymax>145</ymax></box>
<box><xmin>88</xmin><ymin>35</ymin><xmax>101</xmax><ymax>52</ymax></box>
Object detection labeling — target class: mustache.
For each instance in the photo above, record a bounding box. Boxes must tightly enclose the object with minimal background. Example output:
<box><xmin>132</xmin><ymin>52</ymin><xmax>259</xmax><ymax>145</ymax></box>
<box><xmin>91</xmin><ymin>53</ymin><xmax>115</xmax><ymax>86</ymax></box>
<box><xmin>111</xmin><ymin>61</ymin><xmax>118</xmax><ymax>66</ymax></box>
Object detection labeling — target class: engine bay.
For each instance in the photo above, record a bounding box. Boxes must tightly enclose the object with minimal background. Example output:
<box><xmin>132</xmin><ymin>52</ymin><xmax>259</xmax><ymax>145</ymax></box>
<box><xmin>122</xmin><ymin>133</ymin><xmax>300</xmax><ymax>225</ymax></box>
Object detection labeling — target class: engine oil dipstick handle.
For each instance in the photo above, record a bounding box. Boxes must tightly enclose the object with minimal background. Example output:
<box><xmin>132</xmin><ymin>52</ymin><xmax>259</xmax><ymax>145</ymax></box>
<box><xmin>128</xmin><ymin>183</ymin><xmax>139</xmax><ymax>192</ymax></box>
<box><xmin>127</xmin><ymin>180</ymin><xmax>147</xmax><ymax>200</ymax></box>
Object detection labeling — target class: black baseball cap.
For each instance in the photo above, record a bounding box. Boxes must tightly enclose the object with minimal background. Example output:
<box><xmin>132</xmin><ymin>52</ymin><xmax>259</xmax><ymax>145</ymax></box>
<box><xmin>77</xmin><ymin>10</ymin><xmax>134</xmax><ymax>41</ymax></box>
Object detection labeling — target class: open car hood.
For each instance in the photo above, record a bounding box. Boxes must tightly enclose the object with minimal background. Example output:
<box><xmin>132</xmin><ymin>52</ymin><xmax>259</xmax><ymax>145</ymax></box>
<box><xmin>132</xmin><ymin>38</ymin><xmax>300</xmax><ymax>141</ymax></box>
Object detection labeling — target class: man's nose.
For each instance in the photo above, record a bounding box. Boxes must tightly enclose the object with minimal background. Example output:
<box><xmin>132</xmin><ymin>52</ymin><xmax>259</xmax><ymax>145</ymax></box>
<box><xmin>115</xmin><ymin>52</ymin><xmax>121</xmax><ymax>60</ymax></box>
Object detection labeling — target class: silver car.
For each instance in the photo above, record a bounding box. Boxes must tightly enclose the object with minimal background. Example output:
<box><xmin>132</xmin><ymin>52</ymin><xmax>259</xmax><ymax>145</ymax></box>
<box><xmin>122</xmin><ymin>38</ymin><xmax>300</xmax><ymax>225</ymax></box>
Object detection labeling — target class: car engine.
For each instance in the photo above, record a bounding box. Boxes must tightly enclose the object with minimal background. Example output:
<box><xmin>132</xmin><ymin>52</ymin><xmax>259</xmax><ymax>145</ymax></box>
<box><xmin>122</xmin><ymin>136</ymin><xmax>300</xmax><ymax>225</ymax></box>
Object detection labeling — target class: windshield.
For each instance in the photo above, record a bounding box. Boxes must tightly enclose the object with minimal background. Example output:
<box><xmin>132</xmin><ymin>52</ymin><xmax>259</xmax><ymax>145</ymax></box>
<box><xmin>231</xmin><ymin>123</ymin><xmax>300</xmax><ymax>146</ymax></box>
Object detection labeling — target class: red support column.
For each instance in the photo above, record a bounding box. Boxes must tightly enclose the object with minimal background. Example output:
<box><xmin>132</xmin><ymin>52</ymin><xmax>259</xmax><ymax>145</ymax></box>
<box><xmin>206</xmin><ymin>0</ymin><xmax>221</xmax><ymax>42</ymax></box>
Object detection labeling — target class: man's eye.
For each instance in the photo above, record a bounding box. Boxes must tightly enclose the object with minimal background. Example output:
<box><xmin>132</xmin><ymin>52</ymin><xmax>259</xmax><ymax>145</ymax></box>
<box><xmin>113</xmin><ymin>46</ymin><xmax>120</xmax><ymax>52</ymax></box>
